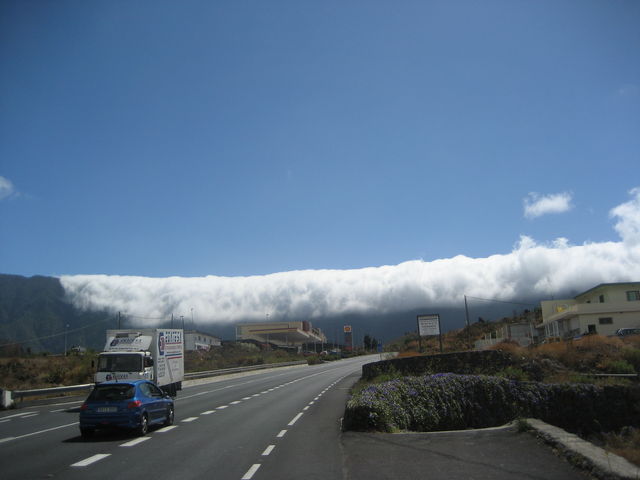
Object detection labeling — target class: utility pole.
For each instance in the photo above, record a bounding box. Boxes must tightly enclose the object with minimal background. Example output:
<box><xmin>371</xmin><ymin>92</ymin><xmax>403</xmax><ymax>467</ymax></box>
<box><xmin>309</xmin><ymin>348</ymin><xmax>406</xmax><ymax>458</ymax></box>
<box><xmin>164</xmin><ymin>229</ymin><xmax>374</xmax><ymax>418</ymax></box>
<box><xmin>464</xmin><ymin>295</ymin><xmax>471</xmax><ymax>350</ymax></box>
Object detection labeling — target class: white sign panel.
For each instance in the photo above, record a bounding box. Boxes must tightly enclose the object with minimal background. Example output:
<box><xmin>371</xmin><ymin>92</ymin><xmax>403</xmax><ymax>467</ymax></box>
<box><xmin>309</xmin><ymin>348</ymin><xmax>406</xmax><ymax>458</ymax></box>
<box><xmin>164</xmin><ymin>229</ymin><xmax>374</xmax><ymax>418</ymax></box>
<box><xmin>417</xmin><ymin>314</ymin><xmax>440</xmax><ymax>336</ymax></box>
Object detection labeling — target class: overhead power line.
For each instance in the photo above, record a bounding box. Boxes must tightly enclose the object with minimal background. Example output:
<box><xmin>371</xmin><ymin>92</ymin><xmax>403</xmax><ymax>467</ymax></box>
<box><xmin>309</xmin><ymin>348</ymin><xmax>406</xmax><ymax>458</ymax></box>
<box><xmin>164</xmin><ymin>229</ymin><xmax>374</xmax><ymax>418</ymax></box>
<box><xmin>464</xmin><ymin>295</ymin><xmax>537</xmax><ymax>307</ymax></box>
<box><xmin>0</xmin><ymin>316</ymin><xmax>112</xmax><ymax>348</ymax></box>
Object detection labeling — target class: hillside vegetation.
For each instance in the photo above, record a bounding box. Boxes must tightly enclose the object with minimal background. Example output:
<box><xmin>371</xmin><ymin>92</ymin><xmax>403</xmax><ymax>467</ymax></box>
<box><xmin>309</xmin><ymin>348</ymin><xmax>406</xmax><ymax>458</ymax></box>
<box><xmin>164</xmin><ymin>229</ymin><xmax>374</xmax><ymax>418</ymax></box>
<box><xmin>0</xmin><ymin>274</ymin><xmax>112</xmax><ymax>353</ymax></box>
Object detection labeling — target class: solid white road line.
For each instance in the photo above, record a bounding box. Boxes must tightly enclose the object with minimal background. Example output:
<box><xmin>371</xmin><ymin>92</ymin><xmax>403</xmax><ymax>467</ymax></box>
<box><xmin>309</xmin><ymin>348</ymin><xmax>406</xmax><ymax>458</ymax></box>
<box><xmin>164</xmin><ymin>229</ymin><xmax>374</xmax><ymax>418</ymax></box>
<box><xmin>288</xmin><ymin>413</ymin><xmax>303</xmax><ymax>426</ymax></box>
<box><xmin>71</xmin><ymin>454</ymin><xmax>111</xmax><ymax>467</ymax></box>
<box><xmin>120</xmin><ymin>437</ymin><xmax>150</xmax><ymax>447</ymax></box>
<box><xmin>20</xmin><ymin>414</ymin><xmax>39</xmax><ymax>419</ymax></box>
<box><xmin>0</xmin><ymin>422</ymin><xmax>78</xmax><ymax>444</ymax></box>
<box><xmin>242</xmin><ymin>464</ymin><xmax>261</xmax><ymax>480</ymax></box>
<box><xmin>261</xmin><ymin>445</ymin><xmax>275</xmax><ymax>456</ymax></box>
<box><xmin>0</xmin><ymin>411</ymin><xmax>37</xmax><ymax>420</ymax></box>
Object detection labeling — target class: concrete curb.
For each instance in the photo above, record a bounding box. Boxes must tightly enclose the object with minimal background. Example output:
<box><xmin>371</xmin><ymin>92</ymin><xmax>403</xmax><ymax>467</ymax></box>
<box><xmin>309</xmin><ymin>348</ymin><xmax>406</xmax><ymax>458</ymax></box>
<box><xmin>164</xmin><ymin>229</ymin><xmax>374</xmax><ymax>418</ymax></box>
<box><xmin>524</xmin><ymin>418</ymin><xmax>640</xmax><ymax>480</ymax></box>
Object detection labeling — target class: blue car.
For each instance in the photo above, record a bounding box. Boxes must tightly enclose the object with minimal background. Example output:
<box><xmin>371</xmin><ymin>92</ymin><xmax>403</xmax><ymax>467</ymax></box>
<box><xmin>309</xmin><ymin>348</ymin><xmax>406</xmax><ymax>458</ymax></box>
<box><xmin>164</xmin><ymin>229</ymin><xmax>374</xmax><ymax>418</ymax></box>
<box><xmin>79</xmin><ymin>380</ymin><xmax>174</xmax><ymax>438</ymax></box>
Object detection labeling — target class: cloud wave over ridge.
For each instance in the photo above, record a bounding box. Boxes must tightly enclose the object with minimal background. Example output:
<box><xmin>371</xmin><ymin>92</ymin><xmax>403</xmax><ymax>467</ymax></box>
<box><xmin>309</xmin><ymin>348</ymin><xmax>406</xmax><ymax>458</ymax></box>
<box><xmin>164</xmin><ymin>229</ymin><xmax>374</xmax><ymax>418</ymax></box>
<box><xmin>60</xmin><ymin>189</ymin><xmax>640</xmax><ymax>326</ymax></box>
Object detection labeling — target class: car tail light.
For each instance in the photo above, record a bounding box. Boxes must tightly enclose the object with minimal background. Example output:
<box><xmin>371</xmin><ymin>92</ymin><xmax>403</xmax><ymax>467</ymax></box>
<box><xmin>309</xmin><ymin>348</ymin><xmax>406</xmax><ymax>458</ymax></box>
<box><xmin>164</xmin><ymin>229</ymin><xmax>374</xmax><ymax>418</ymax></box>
<box><xmin>127</xmin><ymin>400</ymin><xmax>142</xmax><ymax>409</ymax></box>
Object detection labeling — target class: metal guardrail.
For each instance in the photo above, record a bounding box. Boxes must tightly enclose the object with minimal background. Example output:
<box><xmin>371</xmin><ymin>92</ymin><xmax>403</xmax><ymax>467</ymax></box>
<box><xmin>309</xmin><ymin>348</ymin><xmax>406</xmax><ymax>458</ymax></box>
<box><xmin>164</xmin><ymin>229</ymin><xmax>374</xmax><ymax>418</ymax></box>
<box><xmin>7</xmin><ymin>360</ymin><xmax>308</xmax><ymax>406</ymax></box>
<box><xmin>13</xmin><ymin>383</ymin><xmax>94</xmax><ymax>402</ymax></box>
<box><xmin>184</xmin><ymin>361</ymin><xmax>306</xmax><ymax>380</ymax></box>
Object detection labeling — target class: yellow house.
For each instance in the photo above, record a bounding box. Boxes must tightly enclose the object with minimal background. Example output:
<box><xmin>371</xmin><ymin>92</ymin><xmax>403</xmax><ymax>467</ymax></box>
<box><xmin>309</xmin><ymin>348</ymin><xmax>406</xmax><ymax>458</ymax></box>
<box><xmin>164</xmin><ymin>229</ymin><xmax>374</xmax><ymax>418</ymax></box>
<box><xmin>540</xmin><ymin>282</ymin><xmax>640</xmax><ymax>339</ymax></box>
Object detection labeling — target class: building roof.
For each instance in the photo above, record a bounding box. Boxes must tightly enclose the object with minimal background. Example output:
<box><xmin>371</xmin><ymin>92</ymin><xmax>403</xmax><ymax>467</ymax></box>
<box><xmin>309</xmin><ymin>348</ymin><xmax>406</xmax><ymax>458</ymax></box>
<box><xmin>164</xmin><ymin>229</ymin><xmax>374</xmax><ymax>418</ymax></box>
<box><xmin>574</xmin><ymin>282</ymin><xmax>640</xmax><ymax>299</ymax></box>
<box><xmin>185</xmin><ymin>330</ymin><xmax>221</xmax><ymax>339</ymax></box>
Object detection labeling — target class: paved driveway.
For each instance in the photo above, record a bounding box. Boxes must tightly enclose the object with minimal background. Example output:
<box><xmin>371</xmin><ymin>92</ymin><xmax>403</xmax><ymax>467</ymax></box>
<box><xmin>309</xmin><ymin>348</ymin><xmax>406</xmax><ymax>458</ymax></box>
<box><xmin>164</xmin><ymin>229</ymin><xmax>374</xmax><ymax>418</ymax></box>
<box><xmin>342</xmin><ymin>425</ymin><xmax>590</xmax><ymax>480</ymax></box>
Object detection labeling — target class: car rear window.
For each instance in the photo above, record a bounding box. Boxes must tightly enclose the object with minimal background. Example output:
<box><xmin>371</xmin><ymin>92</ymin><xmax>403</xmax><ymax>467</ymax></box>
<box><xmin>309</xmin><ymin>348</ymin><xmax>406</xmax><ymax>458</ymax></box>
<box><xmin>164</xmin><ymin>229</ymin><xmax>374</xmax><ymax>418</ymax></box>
<box><xmin>89</xmin><ymin>384</ymin><xmax>135</xmax><ymax>401</ymax></box>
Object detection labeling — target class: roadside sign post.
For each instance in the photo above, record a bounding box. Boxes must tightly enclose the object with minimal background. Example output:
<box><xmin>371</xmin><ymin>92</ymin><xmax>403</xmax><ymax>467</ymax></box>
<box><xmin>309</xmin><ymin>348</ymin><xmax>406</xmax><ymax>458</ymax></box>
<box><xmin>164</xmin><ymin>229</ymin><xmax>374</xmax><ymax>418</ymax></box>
<box><xmin>417</xmin><ymin>314</ymin><xmax>443</xmax><ymax>354</ymax></box>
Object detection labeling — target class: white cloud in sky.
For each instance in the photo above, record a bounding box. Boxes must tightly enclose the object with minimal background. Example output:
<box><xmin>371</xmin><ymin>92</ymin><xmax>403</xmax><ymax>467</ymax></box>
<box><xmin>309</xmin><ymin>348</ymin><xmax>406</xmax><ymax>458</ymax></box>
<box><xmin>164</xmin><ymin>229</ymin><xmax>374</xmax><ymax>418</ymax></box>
<box><xmin>523</xmin><ymin>192</ymin><xmax>573</xmax><ymax>219</ymax></box>
<box><xmin>0</xmin><ymin>176</ymin><xmax>15</xmax><ymax>200</ymax></box>
<box><xmin>60</xmin><ymin>189</ymin><xmax>640</xmax><ymax>327</ymax></box>
<box><xmin>610</xmin><ymin>187</ymin><xmax>640</xmax><ymax>246</ymax></box>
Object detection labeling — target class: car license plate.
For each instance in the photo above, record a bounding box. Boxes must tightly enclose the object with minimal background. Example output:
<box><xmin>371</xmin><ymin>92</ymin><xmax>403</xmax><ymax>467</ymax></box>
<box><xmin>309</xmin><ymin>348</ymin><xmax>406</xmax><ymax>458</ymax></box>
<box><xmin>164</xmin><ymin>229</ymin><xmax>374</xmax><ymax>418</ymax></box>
<box><xmin>97</xmin><ymin>407</ymin><xmax>117</xmax><ymax>413</ymax></box>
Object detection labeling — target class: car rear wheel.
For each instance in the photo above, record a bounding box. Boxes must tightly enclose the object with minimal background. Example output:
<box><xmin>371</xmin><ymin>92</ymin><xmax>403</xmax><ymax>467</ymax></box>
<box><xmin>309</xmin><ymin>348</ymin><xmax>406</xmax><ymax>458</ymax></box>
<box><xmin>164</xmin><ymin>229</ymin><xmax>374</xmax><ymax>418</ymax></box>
<box><xmin>164</xmin><ymin>406</ymin><xmax>174</xmax><ymax>426</ymax></box>
<box><xmin>137</xmin><ymin>413</ymin><xmax>149</xmax><ymax>436</ymax></box>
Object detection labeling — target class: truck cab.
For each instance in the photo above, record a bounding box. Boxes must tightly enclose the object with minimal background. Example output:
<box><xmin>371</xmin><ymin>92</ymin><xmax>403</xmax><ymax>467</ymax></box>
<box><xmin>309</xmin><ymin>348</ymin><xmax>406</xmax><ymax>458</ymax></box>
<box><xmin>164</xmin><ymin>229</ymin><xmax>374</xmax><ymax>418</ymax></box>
<box><xmin>95</xmin><ymin>351</ymin><xmax>154</xmax><ymax>383</ymax></box>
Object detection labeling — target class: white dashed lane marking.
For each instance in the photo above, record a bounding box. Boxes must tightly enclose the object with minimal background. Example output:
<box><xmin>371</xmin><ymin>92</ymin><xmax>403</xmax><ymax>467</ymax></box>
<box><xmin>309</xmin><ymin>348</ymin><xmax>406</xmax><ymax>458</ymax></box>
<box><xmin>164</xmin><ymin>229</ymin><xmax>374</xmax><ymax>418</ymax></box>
<box><xmin>288</xmin><ymin>413</ymin><xmax>303</xmax><ymax>426</ymax></box>
<box><xmin>182</xmin><ymin>417</ymin><xmax>198</xmax><ymax>422</ymax></box>
<box><xmin>156</xmin><ymin>425</ymin><xmax>178</xmax><ymax>432</ymax></box>
<box><xmin>120</xmin><ymin>437</ymin><xmax>150</xmax><ymax>447</ymax></box>
<box><xmin>261</xmin><ymin>445</ymin><xmax>275</xmax><ymax>456</ymax></box>
<box><xmin>242</xmin><ymin>464</ymin><xmax>261</xmax><ymax>480</ymax></box>
<box><xmin>71</xmin><ymin>454</ymin><xmax>111</xmax><ymax>467</ymax></box>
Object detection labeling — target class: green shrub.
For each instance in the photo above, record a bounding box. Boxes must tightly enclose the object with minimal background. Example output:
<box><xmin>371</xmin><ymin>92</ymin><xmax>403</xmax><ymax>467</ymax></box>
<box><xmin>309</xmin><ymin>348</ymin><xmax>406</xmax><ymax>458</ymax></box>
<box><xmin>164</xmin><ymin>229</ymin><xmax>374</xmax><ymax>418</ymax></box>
<box><xmin>622</xmin><ymin>349</ymin><xmax>640</xmax><ymax>372</ymax></box>
<box><xmin>343</xmin><ymin>373</ymin><xmax>640</xmax><ymax>435</ymax></box>
<box><xmin>601</xmin><ymin>360</ymin><xmax>636</xmax><ymax>374</ymax></box>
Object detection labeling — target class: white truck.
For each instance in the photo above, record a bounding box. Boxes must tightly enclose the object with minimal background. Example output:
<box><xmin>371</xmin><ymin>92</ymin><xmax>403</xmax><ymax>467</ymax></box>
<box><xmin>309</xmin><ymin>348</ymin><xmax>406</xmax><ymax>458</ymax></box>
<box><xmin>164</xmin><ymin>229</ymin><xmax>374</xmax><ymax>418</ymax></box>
<box><xmin>95</xmin><ymin>329</ymin><xmax>184</xmax><ymax>396</ymax></box>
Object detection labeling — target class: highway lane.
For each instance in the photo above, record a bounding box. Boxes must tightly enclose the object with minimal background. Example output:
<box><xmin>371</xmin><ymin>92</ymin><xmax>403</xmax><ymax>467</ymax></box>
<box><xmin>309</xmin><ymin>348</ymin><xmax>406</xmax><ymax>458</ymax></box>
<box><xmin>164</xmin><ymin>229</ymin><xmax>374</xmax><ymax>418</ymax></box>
<box><xmin>0</xmin><ymin>355</ymin><xmax>376</xmax><ymax>479</ymax></box>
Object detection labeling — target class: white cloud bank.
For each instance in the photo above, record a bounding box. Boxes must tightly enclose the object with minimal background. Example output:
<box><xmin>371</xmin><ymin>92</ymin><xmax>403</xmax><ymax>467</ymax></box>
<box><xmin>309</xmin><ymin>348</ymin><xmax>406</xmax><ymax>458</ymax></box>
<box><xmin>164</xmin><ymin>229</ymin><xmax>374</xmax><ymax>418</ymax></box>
<box><xmin>0</xmin><ymin>176</ymin><xmax>15</xmax><ymax>200</ymax></box>
<box><xmin>60</xmin><ymin>189</ymin><xmax>640</xmax><ymax>326</ymax></box>
<box><xmin>524</xmin><ymin>192</ymin><xmax>573</xmax><ymax>219</ymax></box>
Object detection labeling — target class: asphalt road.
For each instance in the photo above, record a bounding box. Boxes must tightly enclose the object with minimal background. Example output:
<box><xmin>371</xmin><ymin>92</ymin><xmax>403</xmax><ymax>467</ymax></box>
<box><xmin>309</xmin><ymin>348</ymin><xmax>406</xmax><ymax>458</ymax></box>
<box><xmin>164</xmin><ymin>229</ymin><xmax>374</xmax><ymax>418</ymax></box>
<box><xmin>1</xmin><ymin>356</ymin><xmax>592</xmax><ymax>480</ymax></box>
<box><xmin>0</xmin><ymin>356</ymin><xmax>374</xmax><ymax>480</ymax></box>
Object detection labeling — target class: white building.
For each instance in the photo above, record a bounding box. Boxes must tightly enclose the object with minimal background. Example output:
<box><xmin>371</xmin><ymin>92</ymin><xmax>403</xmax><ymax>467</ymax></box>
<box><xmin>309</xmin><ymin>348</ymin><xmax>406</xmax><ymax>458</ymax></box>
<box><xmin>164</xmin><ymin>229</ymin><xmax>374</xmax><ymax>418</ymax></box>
<box><xmin>540</xmin><ymin>282</ymin><xmax>640</xmax><ymax>339</ymax></box>
<box><xmin>474</xmin><ymin>322</ymin><xmax>536</xmax><ymax>349</ymax></box>
<box><xmin>184</xmin><ymin>330</ymin><xmax>222</xmax><ymax>351</ymax></box>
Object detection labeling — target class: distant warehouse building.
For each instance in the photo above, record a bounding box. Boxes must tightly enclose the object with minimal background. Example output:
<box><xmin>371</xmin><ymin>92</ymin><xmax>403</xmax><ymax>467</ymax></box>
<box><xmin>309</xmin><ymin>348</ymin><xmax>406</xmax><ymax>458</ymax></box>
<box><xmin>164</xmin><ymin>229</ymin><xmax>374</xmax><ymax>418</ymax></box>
<box><xmin>184</xmin><ymin>330</ymin><xmax>222</xmax><ymax>351</ymax></box>
<box><xmin>540</xmin><ymin>282</ymin><xmax>640</xmax><ymax>339</ymax></box>
<box><xmin>236</xmin><ymin>321</ymin><xmax>327</xmax><ymax>348</ymax></box>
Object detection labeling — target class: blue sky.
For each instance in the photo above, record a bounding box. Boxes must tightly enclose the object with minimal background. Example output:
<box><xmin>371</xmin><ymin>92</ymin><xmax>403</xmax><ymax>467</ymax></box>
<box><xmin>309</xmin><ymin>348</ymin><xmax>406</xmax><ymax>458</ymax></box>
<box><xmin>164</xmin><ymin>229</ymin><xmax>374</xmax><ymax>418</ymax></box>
<box><xmin>1</xmin><ymin>1</ymin><xmax>639</xmax><ymax>282</ymax></box>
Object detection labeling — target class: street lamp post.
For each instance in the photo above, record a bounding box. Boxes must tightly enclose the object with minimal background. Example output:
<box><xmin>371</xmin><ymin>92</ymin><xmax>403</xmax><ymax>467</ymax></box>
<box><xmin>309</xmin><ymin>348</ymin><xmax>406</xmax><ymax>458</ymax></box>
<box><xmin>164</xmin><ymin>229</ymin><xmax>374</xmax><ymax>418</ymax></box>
<box><xmin>64</xmin><ymin>324</ymin><xmax>69</xmax><ymax>356</ymax></box>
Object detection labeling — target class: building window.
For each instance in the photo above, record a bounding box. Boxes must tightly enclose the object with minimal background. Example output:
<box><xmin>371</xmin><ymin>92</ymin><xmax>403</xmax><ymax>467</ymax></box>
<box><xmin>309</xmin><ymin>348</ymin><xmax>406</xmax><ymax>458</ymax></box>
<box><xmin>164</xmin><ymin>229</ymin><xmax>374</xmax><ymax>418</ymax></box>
<box><xmin>626</xmin><ymin>291</ymin><xmax>640</xmax><ymax>301</ymax></box>
<box><xmin>599</xmin><ymin>317</ymin><xmax>613</xmax><ymax>325</ymax></box>
<box><xmin>599</xmin><ymin>294</ymin><xmax>605</xmax><ymax>303</ymax></box>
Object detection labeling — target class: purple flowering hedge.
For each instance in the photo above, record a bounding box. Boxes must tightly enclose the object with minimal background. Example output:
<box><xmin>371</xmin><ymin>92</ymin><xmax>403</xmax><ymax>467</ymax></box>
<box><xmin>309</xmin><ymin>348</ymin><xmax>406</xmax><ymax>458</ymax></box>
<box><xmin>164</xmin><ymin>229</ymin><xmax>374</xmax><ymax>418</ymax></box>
<box><xmin>343</xmin><ymin>373</ymin><xmax>640</xmax><ymax>434</ymax></box>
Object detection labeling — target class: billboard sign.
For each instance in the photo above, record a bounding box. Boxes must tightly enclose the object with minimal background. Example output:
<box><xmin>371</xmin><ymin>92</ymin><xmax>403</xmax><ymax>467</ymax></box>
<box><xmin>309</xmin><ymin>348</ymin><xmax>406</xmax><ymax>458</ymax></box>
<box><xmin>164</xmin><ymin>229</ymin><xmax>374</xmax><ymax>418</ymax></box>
<box><xmin>417</xmin><ymin>314</ymin><xmax>440</xmax><ymax>337</ymax></box>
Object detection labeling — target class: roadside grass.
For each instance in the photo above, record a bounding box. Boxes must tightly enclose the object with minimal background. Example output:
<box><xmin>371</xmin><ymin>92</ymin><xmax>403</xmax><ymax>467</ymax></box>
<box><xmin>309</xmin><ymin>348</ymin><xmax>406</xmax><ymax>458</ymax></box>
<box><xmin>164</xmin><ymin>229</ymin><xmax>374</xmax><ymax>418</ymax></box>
<box><xmin>600</xmin><ymin>427</ymin><xmax>640</xmax><ymax>466</ymax></box>
<box><xmin>0</xmin><ymin>354</ymin><xmax>96</xmax><ymax>390</ymax></box>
